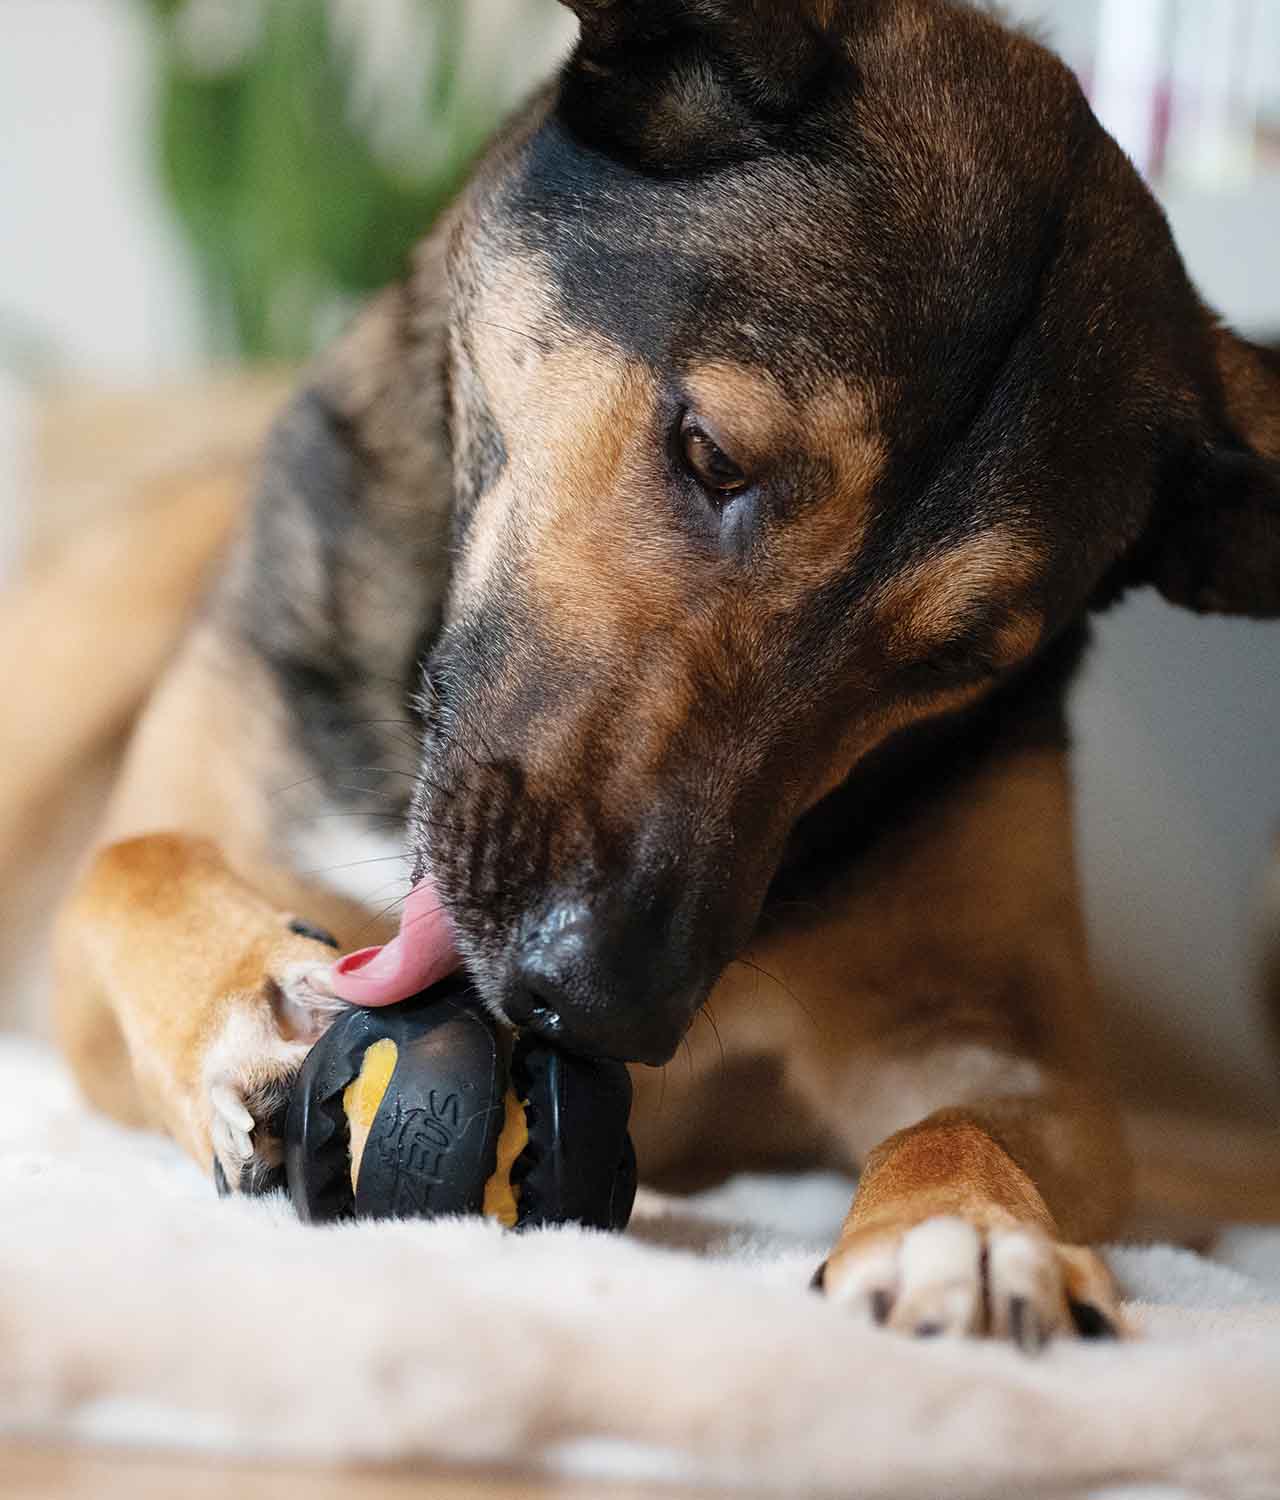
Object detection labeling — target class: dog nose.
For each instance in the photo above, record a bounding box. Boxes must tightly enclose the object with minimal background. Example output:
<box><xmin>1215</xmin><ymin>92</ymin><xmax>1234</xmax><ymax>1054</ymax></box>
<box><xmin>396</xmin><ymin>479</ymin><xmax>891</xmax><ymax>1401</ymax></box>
<box><xmin>506</xmin><ymin>902</ymin><xmax>695</xmax><ymax>1065</ymax></box>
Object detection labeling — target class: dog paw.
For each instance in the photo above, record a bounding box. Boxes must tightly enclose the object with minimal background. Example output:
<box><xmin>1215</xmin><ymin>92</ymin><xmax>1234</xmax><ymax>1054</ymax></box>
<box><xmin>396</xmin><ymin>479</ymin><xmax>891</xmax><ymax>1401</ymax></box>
<box><xmin>206</xmin><ymin>1028</ymin><xmax>309</xmax><ymax>1196</ymax></box>
<box><xmin>204</xmin><ymin>930</ymin><xmax>349</xmax><ymax>1196</ymax></box>
<box><xmin>814</xmin><ymin>1216</ymin><xmax>1123</xmax><ymax>1349</ymax></box>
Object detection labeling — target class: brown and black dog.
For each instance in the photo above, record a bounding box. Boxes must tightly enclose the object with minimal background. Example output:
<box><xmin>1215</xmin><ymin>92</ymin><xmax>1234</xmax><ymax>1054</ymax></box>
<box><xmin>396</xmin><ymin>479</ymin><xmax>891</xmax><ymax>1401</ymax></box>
<box><xmin>54</xmin><ymin>0</ymin><xmax>1280</xmax><ymax>1348</ymax></box>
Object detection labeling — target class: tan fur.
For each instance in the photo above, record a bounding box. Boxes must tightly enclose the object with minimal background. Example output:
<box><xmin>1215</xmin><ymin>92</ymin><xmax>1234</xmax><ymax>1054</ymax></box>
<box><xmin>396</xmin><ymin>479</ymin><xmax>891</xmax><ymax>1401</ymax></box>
<box><xmin>56</xmin><ymin>831</ymin><xmax>359</xmax><ymax>1167</ymax></box>
<box><xmin>0</xmin><ymin>377</ymin><xmax>289</xmax><ymax>1039</ymax></box>
<box><xmin>874</xmin><ymin>527</ymin><xmax>1044</xmax><ymax>662</ymax></box>
<box><xmin>1214</xmin><ymin>326</ymin><xmax>1280</xmax><ymax>458</ymax></box>
<box><xmin>527</xmin><ymin>355</ymin><xmax>689</xmax><ymax>645</ymax></box>
<box><xmin>461</xmin><ymin>255</ymin><xmax>694</xmax><ymax>647</ymax></box>
<box><xmin>683</xmin><ymin>362</ymin><xmax>794</xmax><ymax>461</ymax></box>
<box><xmin>0</xmin><ymin>471</ymin><xmax>243</xmax><ymax>865</ymax></box>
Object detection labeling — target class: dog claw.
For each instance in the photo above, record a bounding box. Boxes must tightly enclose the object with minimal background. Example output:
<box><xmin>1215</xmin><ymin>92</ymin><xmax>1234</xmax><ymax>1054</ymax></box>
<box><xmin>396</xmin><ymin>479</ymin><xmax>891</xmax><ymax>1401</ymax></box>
<box><xmin>210</xmin><ymin>1081</ymin><xmax>258</xmax><ymax>1188</ymax></box>
<box><xmin>203</xmin><ymin>989</ymin><xmax>317</xmax><ymax>1197</ymax></box>
<box><xmin>1008</xmin><ymin>1296</ymin><xmax>1048</xmax><ymax>1354</ymax></box>
<box><xmin>213</xmin><ymin>1114</ymin><xmax>254</xmax><ymax>1163</ymax></box>
<box><xmin>1069</xmin><ymin>1300</ymin><xmax>1118</xmax><ymax>1340</ymax></box>
<box><xmin>821</xmin><ymin>1220</ymin><xmax>1120</xmax><ymax>1350</ymax></box>
<box><xmin>211</xmin><ymin>1083</ymin><xmax>255</xmax><ymax>1135</ymax></box>
<box><xmin>846</xmin><ymin>1288</ymin><xmax>896</xmax><ymax>1327</ymax></box>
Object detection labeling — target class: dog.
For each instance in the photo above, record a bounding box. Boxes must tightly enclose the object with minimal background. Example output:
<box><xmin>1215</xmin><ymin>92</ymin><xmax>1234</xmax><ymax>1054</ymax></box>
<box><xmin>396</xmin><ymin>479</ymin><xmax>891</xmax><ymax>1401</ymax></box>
<box><xmin>53</xmin><ymin>0</ymin><xmax>1280</xmax><ymax>1347</ymax></box>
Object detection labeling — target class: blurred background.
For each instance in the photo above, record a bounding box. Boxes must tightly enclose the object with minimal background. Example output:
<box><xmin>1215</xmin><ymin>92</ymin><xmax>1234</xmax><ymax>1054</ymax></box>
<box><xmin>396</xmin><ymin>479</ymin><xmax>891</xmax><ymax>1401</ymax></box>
<box><xmin>0</xmin><ymin>0</ymin><xmax>1277</xmax><ymax>1121</ymax></box>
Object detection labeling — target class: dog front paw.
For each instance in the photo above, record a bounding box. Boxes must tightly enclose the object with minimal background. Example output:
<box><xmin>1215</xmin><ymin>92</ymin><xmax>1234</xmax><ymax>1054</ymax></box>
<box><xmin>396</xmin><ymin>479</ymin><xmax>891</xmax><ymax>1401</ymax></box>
<box><xmin>206</xmin><ymin>1025</ymin><xmax>309</xmax><ymax>1196</ymax></box>
<box><xmin>204</xmin><ymin>927</ymin><xmax>349</xmax><ymax>1195</ymax></box>
<box><xmin>815</xmin><ymin>1215</ymin><xmax>1123</xmax><ymax>1349</ymax></box>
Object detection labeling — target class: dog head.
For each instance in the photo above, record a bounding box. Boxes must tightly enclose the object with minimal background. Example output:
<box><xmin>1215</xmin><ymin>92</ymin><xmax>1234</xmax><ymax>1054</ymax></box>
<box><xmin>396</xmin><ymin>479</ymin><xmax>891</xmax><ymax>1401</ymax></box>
<box><xmin>416</xmin><ymin>0</ymin><xmax>1280</xmax><ymax>1063</ymax></box>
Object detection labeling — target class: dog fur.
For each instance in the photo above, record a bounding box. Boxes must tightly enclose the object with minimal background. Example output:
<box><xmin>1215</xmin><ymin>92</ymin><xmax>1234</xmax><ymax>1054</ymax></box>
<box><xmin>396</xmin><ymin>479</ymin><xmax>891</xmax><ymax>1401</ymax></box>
<box><xmin>48</xmin><ymin>0</ymin><xmax>1280</xmax><ymax>1346</ymax></box>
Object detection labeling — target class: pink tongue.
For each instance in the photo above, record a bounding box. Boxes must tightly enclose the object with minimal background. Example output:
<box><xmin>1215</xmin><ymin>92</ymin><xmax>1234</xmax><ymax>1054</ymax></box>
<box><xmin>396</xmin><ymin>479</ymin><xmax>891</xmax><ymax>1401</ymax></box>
<box><xmin>325</xmin><ymin>875</ymin><xmax>461</xmax><ymax>1008</ymax></box>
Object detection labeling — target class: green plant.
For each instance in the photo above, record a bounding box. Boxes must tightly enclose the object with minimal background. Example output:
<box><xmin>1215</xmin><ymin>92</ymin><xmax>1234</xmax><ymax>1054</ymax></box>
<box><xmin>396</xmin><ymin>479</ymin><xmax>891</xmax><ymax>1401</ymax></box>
<box><xmin>145</xmin><ymin>0</ymin><xmax>547</xmax><ymax>359</ymax></box>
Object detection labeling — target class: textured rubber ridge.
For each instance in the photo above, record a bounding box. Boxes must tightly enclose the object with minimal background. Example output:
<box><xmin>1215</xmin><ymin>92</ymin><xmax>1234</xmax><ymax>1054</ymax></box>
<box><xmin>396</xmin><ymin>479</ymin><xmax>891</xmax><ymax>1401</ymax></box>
<box><xmin>284</xmin><ymin>1007</ymin><xmax>378</xmax><ymax>1223</ymax></box>
<box><xmin>511</xmin><ymin>1038</ymin><xmax>636</xmax><ymax>1232</ymax></box>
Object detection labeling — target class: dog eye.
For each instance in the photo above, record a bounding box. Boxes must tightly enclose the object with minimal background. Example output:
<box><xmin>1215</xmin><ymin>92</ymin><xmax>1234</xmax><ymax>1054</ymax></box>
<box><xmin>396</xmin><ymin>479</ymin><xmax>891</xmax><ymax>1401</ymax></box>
<box><xmin>679</xmin><ymin>417</ymin><xmax>747</xmax><ymax>499</ymax></box>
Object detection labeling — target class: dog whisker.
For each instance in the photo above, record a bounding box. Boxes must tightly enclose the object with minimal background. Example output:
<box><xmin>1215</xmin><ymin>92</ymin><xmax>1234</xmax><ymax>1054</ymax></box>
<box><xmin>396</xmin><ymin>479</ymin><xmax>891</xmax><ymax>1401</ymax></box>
<box><xmin>341</xmin><ymin>885</ymin><xmax>457</xmax><ymax>950</ymax></box>
<box><xmin>323</xmin><ymin>788</ymin><xmax>407</xmax><ymax>807</ymax></box>
<box><xmin>397</xmin><ymin>901</ymin><xmax>448</xmax><ymax>930</ymax></box>
<box><xmin>292</xmin><ymin>811</ymin><xmax>407</xmax><ymax>823</ymax></box>
<box><xmin>731</xmin><ymin>957</ymin><xmax>821</xmax><ymax>1035</ymax></box>
<box><xmin>768</xmin><ymin>896</ymin><xmax>829</xmax><ymax>919</ymax></box>
<box><xmin>342</xmin><ymin>878</ymin><xmax>418</xmax><ymax>921</ymax></box>
<box><xmin>343</xmin><ymin>717</ymin><xmax>426</xmax><ymax>752</ymax></box>
<box><xmin>414</xmin><ymin>768</ymin><xmax>463</xmax><ymax>799</ymax></box>
<box><xmin>418</xmin><ymin>675</ymin><xmax>510</xmax><ymax>772</ymax></box>
<box><xmin>700</xmin><ymin>1004</ymin><xmax>727</xmax><ymax>1071</ymax></box>
<box><xmin>352</xmin><ymin>892</ymin><xmax>414</xmax><ymax>943</ymax></box>
<box><xmin>299</xmin><ymin>855</ymin><xmax>412</xmax><ymax>879</ymax></box>
<box><xmin>471</xmin><ymin>317</ymin><xmax>552</xmax><ymax>352</ymax></box>
<box><xmin>271</xmin><ymin>767</ymin><xmax>416</xmax><ymax>802</ymax></box>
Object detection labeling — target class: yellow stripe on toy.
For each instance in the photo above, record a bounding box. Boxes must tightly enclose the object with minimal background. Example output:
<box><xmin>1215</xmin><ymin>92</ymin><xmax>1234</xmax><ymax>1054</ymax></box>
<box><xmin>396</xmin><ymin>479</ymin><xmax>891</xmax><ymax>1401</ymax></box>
<box><xmin>342</xmin><ymin>1037</ymin><xmax>398</xmax><ymax>1193</ymax></box>
<box><xmin>483</xmin><ymin>1087</ymin><xmax>530</xmax><ymax>1228</ymax></box>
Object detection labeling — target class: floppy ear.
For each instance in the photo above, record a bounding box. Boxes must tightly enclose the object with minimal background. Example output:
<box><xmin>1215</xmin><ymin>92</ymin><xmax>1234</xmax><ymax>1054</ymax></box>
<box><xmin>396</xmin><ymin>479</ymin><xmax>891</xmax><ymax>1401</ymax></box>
<box><xmin>559</xmin><ymin>0</ymin><xmax>836</xmax><ymax>103</ymax></box>
<box><xmin>1145</xmin><ymin>329</ymin><xmax>1280</xmax><ymax>618</ymax></box>
<box><xmin>555</xmin><ymin>0</ymin><xmax>842</xmax><ymax>166</ymax></box>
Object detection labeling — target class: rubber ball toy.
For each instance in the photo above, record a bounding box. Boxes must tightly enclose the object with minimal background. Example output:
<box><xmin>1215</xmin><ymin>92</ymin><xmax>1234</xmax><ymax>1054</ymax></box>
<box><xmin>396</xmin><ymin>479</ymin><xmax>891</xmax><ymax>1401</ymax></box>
<box><xmin>283</xmin><ymin>977</ymin><xmax>637</xmax><ymax>1232</ymax></box>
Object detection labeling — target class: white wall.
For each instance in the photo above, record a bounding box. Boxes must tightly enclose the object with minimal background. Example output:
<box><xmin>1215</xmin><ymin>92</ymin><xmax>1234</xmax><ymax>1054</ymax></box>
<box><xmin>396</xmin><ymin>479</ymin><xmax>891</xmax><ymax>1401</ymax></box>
<box><xmin>0</xmin><ymin>0</ymin><xmax>203</xmax><ymax>383</ymax></box>
<box><xmin>0</xmin><ymin>0</ymin><xmax>205</xmax><ymax>582</ymax></box>
<box><xmin>1072</xmin><ymin>172</ymin><xmax>1280</xmax><ymax>1118</ymax></box>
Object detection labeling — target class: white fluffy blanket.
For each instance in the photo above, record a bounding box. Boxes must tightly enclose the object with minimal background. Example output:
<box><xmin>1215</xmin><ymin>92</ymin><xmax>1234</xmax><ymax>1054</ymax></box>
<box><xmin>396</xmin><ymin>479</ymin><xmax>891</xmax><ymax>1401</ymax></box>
<box><xmin>3</xmin><ymin>1035</ymin><xmax>1280</xmax><ymax>1498</ymax></box>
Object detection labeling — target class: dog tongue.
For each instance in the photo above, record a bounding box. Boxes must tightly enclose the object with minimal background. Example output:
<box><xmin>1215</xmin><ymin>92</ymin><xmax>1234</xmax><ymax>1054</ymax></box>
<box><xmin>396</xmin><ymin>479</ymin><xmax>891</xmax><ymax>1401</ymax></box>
<box><xmin>325</xmin><ymin>875</ymin><xmax>460</xmax><ymax>1008</ymax></box>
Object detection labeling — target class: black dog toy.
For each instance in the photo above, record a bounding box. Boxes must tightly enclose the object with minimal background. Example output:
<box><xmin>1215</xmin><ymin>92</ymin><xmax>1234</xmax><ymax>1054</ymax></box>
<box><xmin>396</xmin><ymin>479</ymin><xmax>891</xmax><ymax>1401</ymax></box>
<box><xmin>283</xmin><ymin>977</ymin><xmax>636</xmax><ymax>1232</ymax></box>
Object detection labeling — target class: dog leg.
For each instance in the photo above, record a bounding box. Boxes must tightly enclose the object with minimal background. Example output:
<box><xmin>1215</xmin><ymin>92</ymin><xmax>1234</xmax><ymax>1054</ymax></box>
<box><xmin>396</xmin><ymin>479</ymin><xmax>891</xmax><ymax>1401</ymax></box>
<box><xmin>704</xmin><ymin>729</ymin><xmax>1134</xmax><ymax>1345</ymax></box>
<box><xmin>55</xmin><ymin>833</ymin><xmax>355</xmax><ymax>1192</ymax></box>
<box><xmin>816</xmin><ymin>1091</ymin><xmax>1126</xmax><ymax>1345</ymax></box>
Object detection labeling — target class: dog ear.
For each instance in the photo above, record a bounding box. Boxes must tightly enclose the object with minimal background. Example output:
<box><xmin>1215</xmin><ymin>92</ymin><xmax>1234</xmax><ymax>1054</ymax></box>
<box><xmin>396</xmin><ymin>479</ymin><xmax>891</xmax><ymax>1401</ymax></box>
<box><xmin>555</xmin><ymin>0</ymin><xmax>845</xmax><ymax>166</ymax></box>
<box><xmin>560</xmin><ymin>0</ymin><xmax>837</xmax><ymax>100</ymax></box>
<box><xmin>1143</xmin><ymin>330</ymin><xmax>1280</xmax><ymax>618</ymax></box>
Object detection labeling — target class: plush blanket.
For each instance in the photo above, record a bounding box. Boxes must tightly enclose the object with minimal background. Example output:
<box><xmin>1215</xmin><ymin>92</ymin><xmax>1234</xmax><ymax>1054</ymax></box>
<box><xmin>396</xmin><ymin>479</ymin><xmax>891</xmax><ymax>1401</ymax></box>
<box><xmin>2</xmin><ymin>1034</ymin><xmax>1280</xmax><ymax>1499</ymax></box>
